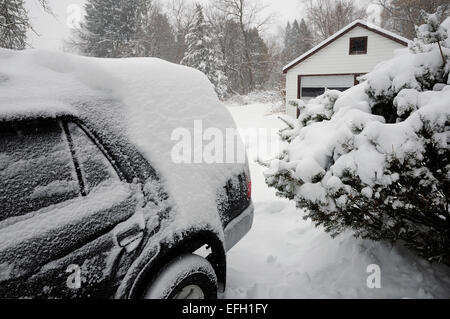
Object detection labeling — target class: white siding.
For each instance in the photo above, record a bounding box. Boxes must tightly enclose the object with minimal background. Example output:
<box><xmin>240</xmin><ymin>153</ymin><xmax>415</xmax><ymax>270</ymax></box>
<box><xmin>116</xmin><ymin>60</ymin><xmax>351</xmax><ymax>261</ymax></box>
<box><xmin>286</xmin><ymin>104</ymin><xmax>298</xmax><ymax>118</ymax></box>
<box><xmin>285</xmin><ymin>26</ymin><xmax>406</xmax><ymax>105</ymax></box>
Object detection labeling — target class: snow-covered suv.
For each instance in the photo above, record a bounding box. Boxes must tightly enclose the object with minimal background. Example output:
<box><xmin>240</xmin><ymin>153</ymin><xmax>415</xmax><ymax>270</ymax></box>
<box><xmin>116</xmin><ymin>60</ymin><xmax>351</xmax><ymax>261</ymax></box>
<box><xmin>0</xmin><ymin>50</ymin><xmax>253</xmax><ymax>299</ymax></box>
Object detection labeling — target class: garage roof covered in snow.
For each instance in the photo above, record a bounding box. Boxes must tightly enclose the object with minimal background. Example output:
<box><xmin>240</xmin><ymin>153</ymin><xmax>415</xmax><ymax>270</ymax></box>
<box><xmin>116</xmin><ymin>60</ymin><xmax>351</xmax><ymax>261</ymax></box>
<box><xmin>282</xmin><ymin>20</ymin><xmax>410</xmax><ymax>74</ymax></box>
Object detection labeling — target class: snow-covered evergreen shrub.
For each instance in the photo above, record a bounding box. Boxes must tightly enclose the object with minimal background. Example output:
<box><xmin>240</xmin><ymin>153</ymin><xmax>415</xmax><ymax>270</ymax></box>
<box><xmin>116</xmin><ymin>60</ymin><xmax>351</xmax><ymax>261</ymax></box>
<box><xmin>264</xmin><ymin>15</ymin><xmax>450</xmax><ymax>264</ymax></box>
<box><xmin>297</xmin><ymin>90</ymin><xmax>341</xmax><ymax>126</ymax></box>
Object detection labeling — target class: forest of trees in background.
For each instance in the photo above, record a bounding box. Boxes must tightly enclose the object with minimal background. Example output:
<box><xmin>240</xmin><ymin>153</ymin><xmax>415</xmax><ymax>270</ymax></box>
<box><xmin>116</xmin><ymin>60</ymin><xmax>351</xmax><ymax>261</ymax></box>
<box><xmin>1</xmin><ymin>0</ymin><xmax>449</xmax><ymax>98</ymax></box>
<box><xmin>60</xmin><ymin>0</ymin><xmax>278</xmax><ymax>96</ymax></box>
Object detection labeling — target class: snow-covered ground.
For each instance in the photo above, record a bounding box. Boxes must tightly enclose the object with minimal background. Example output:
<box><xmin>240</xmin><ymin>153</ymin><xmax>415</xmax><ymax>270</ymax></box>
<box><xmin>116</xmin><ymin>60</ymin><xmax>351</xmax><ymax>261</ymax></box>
<box><xmin>224</xmin><ymin>101</ymin><xmax>450</xmax><ymax>299</ymax></box>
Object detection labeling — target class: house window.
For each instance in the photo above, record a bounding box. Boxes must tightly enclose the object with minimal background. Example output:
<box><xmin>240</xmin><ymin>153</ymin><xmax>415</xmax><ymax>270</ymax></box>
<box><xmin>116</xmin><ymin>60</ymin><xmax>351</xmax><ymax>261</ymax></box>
<box><xmin>349</xmin><ymin>36</ymin><xmax>367</xmax><ymax>55</ymax></box>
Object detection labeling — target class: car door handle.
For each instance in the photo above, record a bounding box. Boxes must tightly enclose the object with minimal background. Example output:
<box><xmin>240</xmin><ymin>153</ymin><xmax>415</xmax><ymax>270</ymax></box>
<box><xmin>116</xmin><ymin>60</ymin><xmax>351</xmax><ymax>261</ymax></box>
<box><xmin>116</xmin><ymin>223</ymin><xmax>144</xmax><ymax>252</ymax></box>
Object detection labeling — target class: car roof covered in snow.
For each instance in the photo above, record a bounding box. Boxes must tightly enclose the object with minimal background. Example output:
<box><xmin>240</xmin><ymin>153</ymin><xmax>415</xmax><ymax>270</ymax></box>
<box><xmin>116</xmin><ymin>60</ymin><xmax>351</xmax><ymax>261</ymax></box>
<box><xmin>0</xmin><ymin>49</ymin><xmax>245</xmax><ymax>236</ymax></box>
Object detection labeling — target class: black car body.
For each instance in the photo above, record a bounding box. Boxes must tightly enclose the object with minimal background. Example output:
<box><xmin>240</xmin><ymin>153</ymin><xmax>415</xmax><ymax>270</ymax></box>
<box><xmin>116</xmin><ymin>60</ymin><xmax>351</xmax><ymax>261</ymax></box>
<box><xmin>0</xmin><ymin>105</ymin><xmax>253</xmax><ymax>299</ymax></box>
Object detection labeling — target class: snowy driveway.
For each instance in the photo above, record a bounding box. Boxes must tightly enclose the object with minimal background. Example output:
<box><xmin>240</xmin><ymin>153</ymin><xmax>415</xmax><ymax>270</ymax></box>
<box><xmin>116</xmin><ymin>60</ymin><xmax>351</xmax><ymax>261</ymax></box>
<box><xmin>224</xmin><ymin>103</ymin><xmax>450</xmax><ymax>299</ymax></box>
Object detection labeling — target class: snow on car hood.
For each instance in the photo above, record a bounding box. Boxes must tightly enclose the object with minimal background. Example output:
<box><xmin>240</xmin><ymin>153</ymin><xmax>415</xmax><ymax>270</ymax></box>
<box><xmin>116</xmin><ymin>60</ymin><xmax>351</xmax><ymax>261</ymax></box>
<box><xmin>0</xmin><ymin>49</ymin><xmax>246</xmax><ymax>238</ymax></box>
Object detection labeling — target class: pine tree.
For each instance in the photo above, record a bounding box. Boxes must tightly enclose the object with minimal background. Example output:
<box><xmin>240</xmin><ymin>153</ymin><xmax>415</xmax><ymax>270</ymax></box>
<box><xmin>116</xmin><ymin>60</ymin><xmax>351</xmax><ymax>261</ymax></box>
<box><xmin>70</xmin><ymin>0</ymin><xmax>151</xmax><ymax>58</ymax></box>
<box><xmin>282</xmin><ymin>21</ymin><xmax>294</xmax><ymax>63</ymax></box>
<box><xmin>0</xmin><ymin>0</ymin><xmax>30</xmax><ymax>49</ymax></box>
<box><xmin>214</xmin><ymin>19</ymin><xmax>246</xmax><ymax>94</ymax></box>
<box><xmin>142</xmin><ymin>9</ymin><xmax>176</xmax><ymax>62</ymax></box>
<box><xmin>247</xmin><ymin>27</ymin><xmax>270</xmax><ymax>90</ymax></box>
<box><xmin>284</xmin><ymin>22</ymin><xmax>292</xmax><ymax>50</ymax></box>
<box><xmin>282</xmin><ymin>22</ymin><xmax>293</xmax><ymax>62</ymax></box>
<box><xmin>290</xmin><ymin>20</ymin><xmax>302</xmax><ymax>54</ymax></box>
<box><xmin>69</xmin><ymin>0</ymin><xmax>177</xmax><ymax>60</ymax></box>
<box><xmin>181</xmin><ymin>4</ymin><xmax>229</xmax><ymax>99</ymax></box>
<box><xmin>282</xmin><ymin>19</ymin><xmax>314</xmax><ymax>64</ymax></box>
<box><xmin>298</xmin><ymin>19</ymin><xmax>314</xmax><ymax>54</ymax></box>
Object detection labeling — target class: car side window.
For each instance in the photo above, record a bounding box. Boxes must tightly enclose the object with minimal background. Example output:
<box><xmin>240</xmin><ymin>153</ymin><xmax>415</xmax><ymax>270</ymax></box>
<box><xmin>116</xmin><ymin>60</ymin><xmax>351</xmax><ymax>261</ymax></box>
<box><xmin>67</xmin><ymin>122</ymin><xmax>120</xmax><ymax>194</ymax></box>
<box><xmin>0</xmin><ymin>120</ymin><xmax>80</xmax><ymax>221</ymax></box>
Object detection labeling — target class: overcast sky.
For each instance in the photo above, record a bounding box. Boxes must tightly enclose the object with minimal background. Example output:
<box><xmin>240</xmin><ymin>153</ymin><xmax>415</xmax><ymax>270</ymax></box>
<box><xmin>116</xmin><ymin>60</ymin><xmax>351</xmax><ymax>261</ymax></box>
<box><xmin>25</xmin><ymin>0</ymin><xmax>378</xmax><ymax>51</ymax></box>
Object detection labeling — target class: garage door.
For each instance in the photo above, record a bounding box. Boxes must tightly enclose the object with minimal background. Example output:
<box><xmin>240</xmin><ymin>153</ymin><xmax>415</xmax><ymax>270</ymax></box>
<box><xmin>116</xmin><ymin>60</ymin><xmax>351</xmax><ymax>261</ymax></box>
<box><xmin>300</xmin><ymin>75</ymin><xmax>355</xmax><ymax>99</ymax></box>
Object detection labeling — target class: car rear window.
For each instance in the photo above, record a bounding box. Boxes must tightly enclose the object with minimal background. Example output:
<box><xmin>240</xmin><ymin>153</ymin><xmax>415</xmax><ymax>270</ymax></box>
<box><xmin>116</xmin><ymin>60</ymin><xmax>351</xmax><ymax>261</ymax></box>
<box><xmin>0</xmin><ymin>120</ymin><xmax>80</xmax><ymax>221</ymax></box>
<box><xmin>67</xmin><ymin>122</ymin><xmax>120</xmax><ymax>194</ymax></box>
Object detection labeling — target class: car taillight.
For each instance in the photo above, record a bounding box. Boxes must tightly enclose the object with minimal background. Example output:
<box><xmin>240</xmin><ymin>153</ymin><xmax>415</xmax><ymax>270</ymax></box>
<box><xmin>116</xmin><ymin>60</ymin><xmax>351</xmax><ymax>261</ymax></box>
<box><xmin>247</xmin><ymin>178</ymin><xmax>252</xmax><ymax>200</ymax></box>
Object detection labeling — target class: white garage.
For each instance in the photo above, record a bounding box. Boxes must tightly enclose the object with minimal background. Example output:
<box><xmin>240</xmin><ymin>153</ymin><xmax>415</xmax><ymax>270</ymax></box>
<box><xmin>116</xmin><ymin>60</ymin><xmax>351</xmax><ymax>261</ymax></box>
<box><xmin>284</xmin><ymin>20</ymin><xmax>409</xmax><ymax>118</ymax></box>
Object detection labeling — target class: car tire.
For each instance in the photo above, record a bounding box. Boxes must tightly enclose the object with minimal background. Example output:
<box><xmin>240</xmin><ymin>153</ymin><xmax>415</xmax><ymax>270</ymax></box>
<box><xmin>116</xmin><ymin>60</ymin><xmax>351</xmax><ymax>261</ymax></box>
<box><xmin>142</xmin><ymin>254</ymin><xmax>218</xmax><ymax>299</ymax></box>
